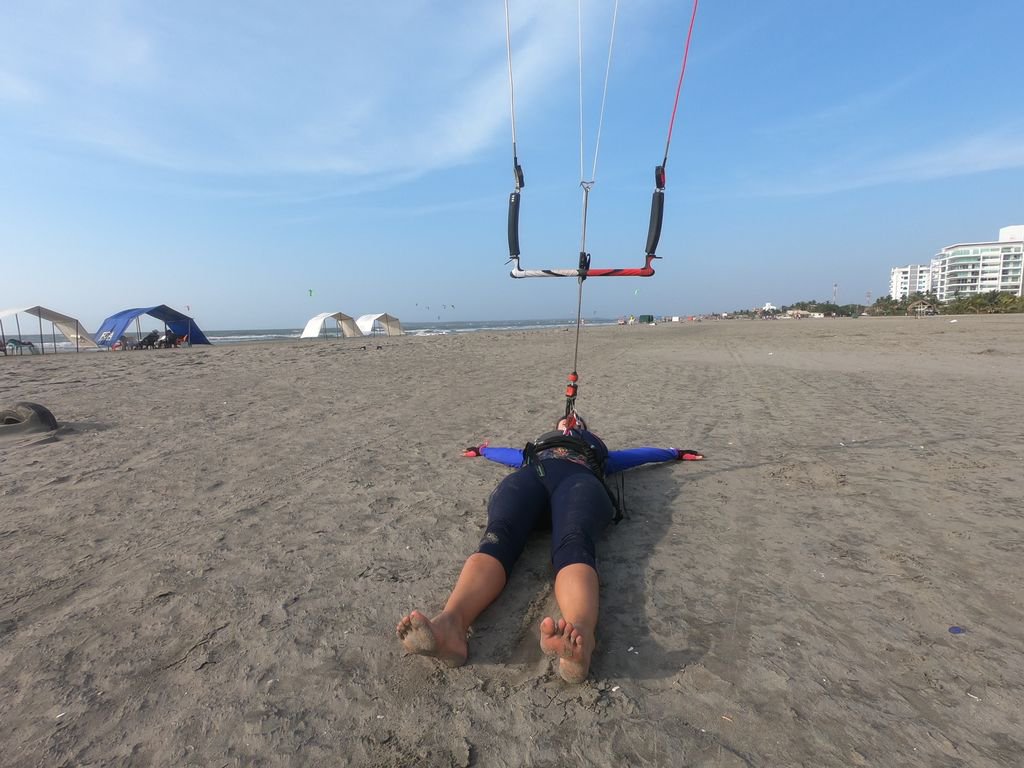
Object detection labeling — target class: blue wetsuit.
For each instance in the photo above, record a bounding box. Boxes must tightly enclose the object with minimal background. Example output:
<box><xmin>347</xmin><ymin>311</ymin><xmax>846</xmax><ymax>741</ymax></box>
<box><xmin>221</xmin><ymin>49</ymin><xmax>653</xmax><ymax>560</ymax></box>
<box><xmin>476</xmin><ymin>429</ymin><xmax>679</xmax><ymax>577</ymax></box>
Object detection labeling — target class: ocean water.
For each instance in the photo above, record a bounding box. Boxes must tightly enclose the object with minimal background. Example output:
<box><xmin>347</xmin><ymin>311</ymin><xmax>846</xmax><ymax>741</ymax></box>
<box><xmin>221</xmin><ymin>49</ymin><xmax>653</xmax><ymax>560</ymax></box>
<box><xmin>3</xmin><ymin>318</ymin><xmax>620</xmax><ymax>351</ymax></box>
<box><xmin>208</xmin><ymin>318</ymin><xmax>618</xmax><ymax>343</ymax></box>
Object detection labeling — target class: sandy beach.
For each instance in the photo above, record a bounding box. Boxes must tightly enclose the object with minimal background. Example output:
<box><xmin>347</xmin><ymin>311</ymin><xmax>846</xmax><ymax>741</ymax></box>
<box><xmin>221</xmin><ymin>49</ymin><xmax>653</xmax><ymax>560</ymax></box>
<box><xmin>1</xmin><ymin>315</ymin><xmax>1022</xmax><ymax>767</ymax></box>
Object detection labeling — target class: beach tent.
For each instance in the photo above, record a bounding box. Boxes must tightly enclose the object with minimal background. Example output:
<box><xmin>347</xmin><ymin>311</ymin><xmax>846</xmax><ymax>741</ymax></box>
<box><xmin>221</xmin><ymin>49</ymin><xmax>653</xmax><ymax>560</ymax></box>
<box><xmin>300</xmin><ymin>312</ymin><xmax>362</xmax><ymax>339</ymax></box>
<box><xmin>355</xmin><ymin>313</ymin><xmax>402</xmax><ymax>336</ymax></box>
<box><xmin>0</xmin><ymin>306</ymin><xmax>98</xmax><ymax>353</ymax></box>
<box><xmin>94</xmin><ymin>305</ymin><xmax>211</xmax><ymax>347</ymax></box>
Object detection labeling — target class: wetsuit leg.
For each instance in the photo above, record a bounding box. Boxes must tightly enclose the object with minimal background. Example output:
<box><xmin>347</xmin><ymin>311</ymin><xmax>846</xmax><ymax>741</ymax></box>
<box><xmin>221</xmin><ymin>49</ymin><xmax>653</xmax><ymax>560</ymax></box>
<box><xmin>477</xmin><ymin>465</ymin><xmax>550</xmax><ymax>577</ymax></box>
<box><xmin>548</xmin><ymin>465</ymin><xmax>614</xmax><ymax>573</ymax></box>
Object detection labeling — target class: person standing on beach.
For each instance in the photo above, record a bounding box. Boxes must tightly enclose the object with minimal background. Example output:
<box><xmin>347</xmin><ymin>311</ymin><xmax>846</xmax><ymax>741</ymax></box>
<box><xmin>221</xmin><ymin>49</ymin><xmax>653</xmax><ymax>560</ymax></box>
<box><xmin>396</xmin><ymin>415</ymin><xmax>702</xmax><ymax>683</ymax></box>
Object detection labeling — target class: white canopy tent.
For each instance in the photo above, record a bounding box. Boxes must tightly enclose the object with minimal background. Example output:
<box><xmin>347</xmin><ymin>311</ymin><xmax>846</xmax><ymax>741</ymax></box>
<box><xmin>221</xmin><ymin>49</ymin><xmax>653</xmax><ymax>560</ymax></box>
<box><xmin>356</xmin><ymin>313</ymin><xmax>403</xmax><ymax>336</ymax></box>
<box><xmin>300</xmin><ymin>312</ymin><xmax>362</xmax><ymax>339</ymax></box>
<box><xmin>0</xmin><ymin>306</ymin><xmax>97</xmax><ymax>353</ymax></box>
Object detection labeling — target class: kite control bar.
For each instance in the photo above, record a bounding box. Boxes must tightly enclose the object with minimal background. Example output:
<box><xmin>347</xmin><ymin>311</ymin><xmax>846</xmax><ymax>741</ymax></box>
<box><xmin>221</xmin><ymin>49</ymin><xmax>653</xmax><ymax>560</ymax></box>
<box><xmin>510</xmin><ymin>253</ymin><xmax>659</xmax><ymax>279</ymax></box>
<box><xmin>507</xmin><ymin>164</ymin><xmax>665</xmax><ymax>279</ymax></box>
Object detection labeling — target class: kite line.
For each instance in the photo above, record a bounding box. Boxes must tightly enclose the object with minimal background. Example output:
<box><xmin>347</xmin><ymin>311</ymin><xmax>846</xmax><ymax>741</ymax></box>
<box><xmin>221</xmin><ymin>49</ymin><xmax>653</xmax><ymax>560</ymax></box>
<box><xmin>502</xmin><ymin>0</ymin><xmax>700</xmax><ymax>423</ymax></box>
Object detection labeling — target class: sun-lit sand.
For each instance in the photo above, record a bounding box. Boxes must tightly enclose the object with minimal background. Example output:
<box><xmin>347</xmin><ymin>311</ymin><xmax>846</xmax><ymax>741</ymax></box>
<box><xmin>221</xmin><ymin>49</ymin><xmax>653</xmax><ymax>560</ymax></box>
<box><xmin>2</xmin><ymin>315</ymin><xmax>1022</xmax><ymax>766</ymax></box>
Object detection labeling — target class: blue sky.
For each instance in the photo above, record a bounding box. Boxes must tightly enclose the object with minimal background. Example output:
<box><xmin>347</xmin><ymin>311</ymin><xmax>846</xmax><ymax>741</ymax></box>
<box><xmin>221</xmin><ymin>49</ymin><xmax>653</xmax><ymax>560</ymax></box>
<box><xmin>2</xmin><ymin>1</ymin><xmax>1023</xmax><ymax>329</ymax></box>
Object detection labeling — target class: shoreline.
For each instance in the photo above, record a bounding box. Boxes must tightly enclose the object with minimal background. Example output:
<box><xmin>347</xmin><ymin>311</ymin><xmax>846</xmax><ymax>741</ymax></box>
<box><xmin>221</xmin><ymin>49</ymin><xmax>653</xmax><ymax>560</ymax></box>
<box><xmin>5</xmin><ymin>310</ymin><xmax>1023</xmax><ymax>354</ymax></box>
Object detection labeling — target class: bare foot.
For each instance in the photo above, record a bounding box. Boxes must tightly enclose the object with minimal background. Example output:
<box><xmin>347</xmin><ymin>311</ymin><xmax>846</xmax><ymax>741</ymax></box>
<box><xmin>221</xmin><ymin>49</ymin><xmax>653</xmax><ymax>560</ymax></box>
<box><xmin>539</xmin><ymin>617</ymin><xmax>593</xmax><ymax>683</ymax></box>
<box><xmin>396</xmin><ymin>610</ymin><xmax>468</xmax><ymax>668</ymax></box>
<box><xmin>539</xmin><ymin>616</ymin><xmax>566</xmax><ymax>656</ymax></box>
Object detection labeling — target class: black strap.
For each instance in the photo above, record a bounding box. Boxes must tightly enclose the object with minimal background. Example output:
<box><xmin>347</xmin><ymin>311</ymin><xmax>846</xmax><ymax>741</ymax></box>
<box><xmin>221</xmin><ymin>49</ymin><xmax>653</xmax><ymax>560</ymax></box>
<box><xmin>522</xmin><ymin>434</ymin><xmax>605</xmax><ymax>477</ymax></box>
<box><xmin>609</xmin><ymin>473</ymin><xmax>627</xmax><ymax>524</ymax></box>
<box><xmin>523</xmin><ymin>434</ymin><xmax>627</xmax><ymax>524</ymax></box>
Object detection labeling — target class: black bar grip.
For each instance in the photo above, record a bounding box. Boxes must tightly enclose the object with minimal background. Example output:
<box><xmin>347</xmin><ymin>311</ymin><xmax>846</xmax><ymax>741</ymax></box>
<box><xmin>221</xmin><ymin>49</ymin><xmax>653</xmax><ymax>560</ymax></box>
<box><xmin>645</xmin><ymin>189</ymin><xmax>664</xmax><ymax>256</ymax></box>
<box><xmin>508</xmin><ymin>192</ymin><xmax>521</xmax><ymax>258</ymax></box>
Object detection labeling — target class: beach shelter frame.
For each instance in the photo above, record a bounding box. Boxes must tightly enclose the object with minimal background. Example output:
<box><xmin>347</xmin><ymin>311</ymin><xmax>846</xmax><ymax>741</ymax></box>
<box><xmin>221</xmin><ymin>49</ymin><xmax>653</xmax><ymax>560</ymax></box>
<box><xmin>300</xmin><ymin>312</ymin><xmax>362</xmax><ymax>339</ymax></box>
<box><xmin>355</xmin><ymin>313</ymin><xmax>402</xmax><ymax>337</ymax></box>
<box><xmin>907</xmin><ymin>299</ymin><xmax>937</xmax><ymax>317</ymax></box>
<box><xmin>94</xmin><ymin>305</ymin><xmax>211</xmax><ymax>348</ymax></box>
<box><xmin>0</xmin><ymin>306</ymin><xmax>98</xmax><ymax>354</ymax></box>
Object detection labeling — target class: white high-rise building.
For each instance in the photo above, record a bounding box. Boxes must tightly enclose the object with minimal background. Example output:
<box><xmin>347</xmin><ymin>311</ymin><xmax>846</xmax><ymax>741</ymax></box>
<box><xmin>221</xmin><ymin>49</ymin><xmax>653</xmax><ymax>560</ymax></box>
<box><xmin>931</xmin><ymin>226</ymin><xmax>1024</xmax><ymax>302</ymax></box>
<box><xmin>889</xmin><ymin>264</ymin><xmax>932</xmax><ymax>300</ymax></box>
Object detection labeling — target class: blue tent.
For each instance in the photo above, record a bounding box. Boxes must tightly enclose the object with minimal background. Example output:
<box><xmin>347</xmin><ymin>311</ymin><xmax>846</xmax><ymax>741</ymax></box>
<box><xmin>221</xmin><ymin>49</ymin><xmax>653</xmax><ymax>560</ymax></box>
<box><xmin>94</xmin><ymin>305</ymin><xmax>211</xmax><ymax>347</ymax></box>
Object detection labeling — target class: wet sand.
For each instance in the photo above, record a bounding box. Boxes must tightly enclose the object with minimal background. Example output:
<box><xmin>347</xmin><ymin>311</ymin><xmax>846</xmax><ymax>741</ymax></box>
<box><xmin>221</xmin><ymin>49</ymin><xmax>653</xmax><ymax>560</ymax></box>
<box><xmin>2</xmin><ymin>315</ymin><xmax>1022</xmax><ymax>767</ymax></box>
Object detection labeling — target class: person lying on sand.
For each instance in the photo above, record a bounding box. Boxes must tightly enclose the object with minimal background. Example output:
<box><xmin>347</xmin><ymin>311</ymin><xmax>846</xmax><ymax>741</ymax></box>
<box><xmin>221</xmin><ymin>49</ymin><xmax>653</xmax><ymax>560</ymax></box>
<box><xmin>397</xmin><ymin>413</ymin><xmax>703</xmax><ymax>683</ymax></box>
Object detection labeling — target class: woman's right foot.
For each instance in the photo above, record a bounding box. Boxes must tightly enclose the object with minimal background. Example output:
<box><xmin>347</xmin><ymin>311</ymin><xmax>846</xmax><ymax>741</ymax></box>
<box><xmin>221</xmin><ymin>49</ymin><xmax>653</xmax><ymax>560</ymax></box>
<box><xmin>396</xmin><ymin>610</ymin><xmax>468</xmax><ymax>668</ymax></box>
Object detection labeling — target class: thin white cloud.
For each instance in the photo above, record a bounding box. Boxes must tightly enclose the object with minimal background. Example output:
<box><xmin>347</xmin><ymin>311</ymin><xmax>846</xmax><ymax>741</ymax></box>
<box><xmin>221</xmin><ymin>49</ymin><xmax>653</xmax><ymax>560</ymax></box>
<box><xmin>0</xmin><ymin>2</ymin><xmax>675</xmax><ymax>185</ymax></box>
<box><xmin>0</xmin><ymin>3</ymin><xmax>595</xmax><ymax>179</ymax></box>
<box><xmin>0</xmin><ymin>0</ymin><xmax>156</xmax><ymax>90</ymax></box>
<box><xmin>751</xmin><ymin>125</ymin><xmax>1024</xmax><ymax>196</ymax></box>
<box><xmin>78</xmin><ymin>3</ymin><xmax>156</xmax><ymax>86</ymax></box>
<box><xmin>0</xmin><ymin>69</ymin><xmax>40</xmax><ymax>102</ymax></box>
<box><xmin>882</xmin><ymin>129</ymin><xmax>1024</xmax><ymax>180</ymax></box>
<box><xmin>238</xmin><ymin>3</ymin><xmax>579</xmax><ymax>177</ymax></box>
<box><xmin>780</xmin><ymin>71</ymin><xmax>924</xmax><ymax>132</ymax></box>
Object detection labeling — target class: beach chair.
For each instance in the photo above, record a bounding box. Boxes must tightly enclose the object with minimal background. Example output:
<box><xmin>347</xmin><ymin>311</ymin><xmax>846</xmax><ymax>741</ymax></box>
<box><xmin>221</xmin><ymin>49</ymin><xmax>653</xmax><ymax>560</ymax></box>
<box><xmin>138</xmin><ymin>331</ymin><xmax>159</xmax><ymax>350</ymax></box>
<box><xmin>5</xmin><ymin>339</ymin><xmax>38</xmax><ymax>355</ymax></box>
<box><xmin>157</xmin><ymin>330</ymin><xmax>180</xmax><ymax>348</ymax></box>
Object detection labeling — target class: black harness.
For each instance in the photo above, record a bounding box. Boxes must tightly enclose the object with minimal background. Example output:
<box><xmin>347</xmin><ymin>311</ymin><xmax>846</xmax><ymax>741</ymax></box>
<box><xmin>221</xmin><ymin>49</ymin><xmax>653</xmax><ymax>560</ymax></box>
<box><xmin>522</xmin><ymin>430</ymin><xmax>606</xmax><ymax>475</ymax></box>
<box><xmin>521</xmin><ymin>430</ymin><xmax>625</xmax><ymax>523</ymax></box>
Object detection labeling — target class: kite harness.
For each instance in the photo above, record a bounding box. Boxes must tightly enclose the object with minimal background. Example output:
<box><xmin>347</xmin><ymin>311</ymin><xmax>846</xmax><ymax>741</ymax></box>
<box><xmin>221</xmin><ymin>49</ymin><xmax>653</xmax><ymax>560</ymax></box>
<box><xmin>523</xmin><ymin>428</ymin><xmax>625</xmax><ymax>522</ymax></box>
<box><xmin>503</xmin><ymin>0</ymin><xmax>701</xmax><ymax>424</ymax></box>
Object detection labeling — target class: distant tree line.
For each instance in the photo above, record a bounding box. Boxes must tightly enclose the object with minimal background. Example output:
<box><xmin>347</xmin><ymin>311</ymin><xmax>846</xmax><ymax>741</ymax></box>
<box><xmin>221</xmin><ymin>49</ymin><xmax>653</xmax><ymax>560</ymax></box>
<box><xmin>726</xmin><ymin>290</ymin><xmax>1024</xmax><ymax>318</ymax></box>
<box><xmin>729</xmin><ymin>301</ymin><xmax>862</xmax><ymax>317</ymax></box>
<box><xmin>782</xmin><ymin>300</ymin><xmax>862</xmax><ymax>317</ymax></box>
<box><xmin>869</xmin><ymin>290</ymin><xmax>1024</xmax><ymax>315</ymax></box>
